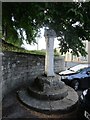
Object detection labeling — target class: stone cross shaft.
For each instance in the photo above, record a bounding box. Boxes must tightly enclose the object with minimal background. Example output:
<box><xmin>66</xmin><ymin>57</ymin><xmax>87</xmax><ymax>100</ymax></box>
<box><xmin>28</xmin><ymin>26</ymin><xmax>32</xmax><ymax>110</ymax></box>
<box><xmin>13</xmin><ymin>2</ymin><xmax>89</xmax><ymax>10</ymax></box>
<box><xmin>88</xmin><ymin>42</ymin><xmax>90</xmax><ymax>64</ymax></box>
<box><xmin>44</xmin><ymin>29</ymin><xmax>56</xmax><ymax>76</ymax></box>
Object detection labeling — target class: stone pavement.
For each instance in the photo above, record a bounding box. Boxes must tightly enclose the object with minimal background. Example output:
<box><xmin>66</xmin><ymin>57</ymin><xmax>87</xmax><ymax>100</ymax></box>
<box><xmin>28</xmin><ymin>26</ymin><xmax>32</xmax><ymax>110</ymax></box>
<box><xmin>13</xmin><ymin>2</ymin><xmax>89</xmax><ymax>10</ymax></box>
<box><xmin>2</xmin><ymin>87</ymin><xmax>81</xmax><ymax>120</ymax></box>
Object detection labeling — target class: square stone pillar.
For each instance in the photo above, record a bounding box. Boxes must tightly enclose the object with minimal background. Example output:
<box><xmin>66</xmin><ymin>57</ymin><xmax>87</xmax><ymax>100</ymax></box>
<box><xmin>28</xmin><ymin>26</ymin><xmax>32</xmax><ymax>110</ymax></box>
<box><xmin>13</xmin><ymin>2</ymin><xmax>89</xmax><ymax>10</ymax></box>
<box><xmin>44</xmin><ymin>29</ymin><xmax>56</xmax><ymax>76</ymax></box>
<box><xmin>88</xmin><ymin>42</ymin><xmax>90</xmax><ymax>64</ymax></box>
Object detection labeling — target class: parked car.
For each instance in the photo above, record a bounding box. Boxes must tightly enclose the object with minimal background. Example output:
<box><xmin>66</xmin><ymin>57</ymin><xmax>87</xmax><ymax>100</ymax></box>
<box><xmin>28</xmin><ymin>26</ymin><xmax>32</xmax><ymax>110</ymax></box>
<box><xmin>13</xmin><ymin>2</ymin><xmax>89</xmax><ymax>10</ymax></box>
<box><xmin>59</xmin><ymin>64</ymin><xmax>90</xmax><ymax>90</ymax></box>
<box><xmin>79</xmin><ymin>88</ymin><xmax>90</xmax><ymax>120</ymax></box>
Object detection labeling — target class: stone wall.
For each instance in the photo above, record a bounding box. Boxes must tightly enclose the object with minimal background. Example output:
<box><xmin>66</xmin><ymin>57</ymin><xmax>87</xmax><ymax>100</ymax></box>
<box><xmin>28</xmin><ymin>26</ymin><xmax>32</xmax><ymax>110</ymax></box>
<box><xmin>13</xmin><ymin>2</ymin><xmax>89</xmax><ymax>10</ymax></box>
<box><xmin>2</xmin><ymin>51</ymin><xmax>65</xmax><ymax>97</ymax></box>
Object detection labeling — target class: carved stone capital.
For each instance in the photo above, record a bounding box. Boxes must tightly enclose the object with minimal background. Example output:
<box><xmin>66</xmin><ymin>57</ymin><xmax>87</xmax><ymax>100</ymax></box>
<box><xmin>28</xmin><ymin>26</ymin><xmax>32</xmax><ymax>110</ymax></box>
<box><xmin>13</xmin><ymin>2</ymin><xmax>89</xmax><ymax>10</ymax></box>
<box><xmin>44</xmin><ymin>29</ymin><xmax>56</xmax><ymax>38</ymax></box>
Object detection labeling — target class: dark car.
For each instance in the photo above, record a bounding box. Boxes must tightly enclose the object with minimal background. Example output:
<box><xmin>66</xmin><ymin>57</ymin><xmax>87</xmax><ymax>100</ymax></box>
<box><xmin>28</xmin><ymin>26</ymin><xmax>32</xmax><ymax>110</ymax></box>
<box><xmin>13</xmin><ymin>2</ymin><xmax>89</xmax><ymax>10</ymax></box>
<box><xmin>59</xmin><ymin>64</ymin><xmax>90</xmax><ymax>90</ymax></box>
<box><xmin>79</xmin><ymin>88</ymin><xmax>90</xmax><ymax>120</ymax></box>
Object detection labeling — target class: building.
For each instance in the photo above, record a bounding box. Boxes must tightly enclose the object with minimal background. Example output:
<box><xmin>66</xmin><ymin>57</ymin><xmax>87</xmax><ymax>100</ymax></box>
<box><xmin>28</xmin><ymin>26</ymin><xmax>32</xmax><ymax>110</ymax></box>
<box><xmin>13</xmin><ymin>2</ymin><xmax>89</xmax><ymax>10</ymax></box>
<box><xmin>65</xmin><ymin>40</ymin><xmax>90</xmax><ymax>63</ymax></box>
<box><xmin>56</xmin><ymin>40</ymin><xmax>89</xmax><ymax>63</ymax></box>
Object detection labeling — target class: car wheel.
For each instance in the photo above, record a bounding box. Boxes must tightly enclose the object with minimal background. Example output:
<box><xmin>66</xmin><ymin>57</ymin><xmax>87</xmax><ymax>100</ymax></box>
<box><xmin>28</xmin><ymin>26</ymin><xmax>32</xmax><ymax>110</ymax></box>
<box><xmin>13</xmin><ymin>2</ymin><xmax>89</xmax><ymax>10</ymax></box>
<box><xmin>71</xmin><ymin>80</ymin><xmax>79</xmax><ymax>91</ymax></box>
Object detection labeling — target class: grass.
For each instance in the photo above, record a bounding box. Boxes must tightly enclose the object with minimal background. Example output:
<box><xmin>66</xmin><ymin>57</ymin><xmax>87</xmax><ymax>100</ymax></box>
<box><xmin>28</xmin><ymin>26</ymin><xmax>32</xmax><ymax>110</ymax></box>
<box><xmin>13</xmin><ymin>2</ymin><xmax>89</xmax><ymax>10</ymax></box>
<box><xmin>0</xmin><ymin>39</ymin><xmax>60</xmax><ymax>56</ymax></box>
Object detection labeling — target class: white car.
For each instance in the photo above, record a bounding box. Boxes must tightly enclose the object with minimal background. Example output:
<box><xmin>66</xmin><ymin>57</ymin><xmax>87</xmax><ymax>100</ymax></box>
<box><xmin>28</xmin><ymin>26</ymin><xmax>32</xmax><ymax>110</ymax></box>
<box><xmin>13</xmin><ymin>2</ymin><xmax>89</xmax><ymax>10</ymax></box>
<box><xmin>59</xmin><ymin>64</ymin><xmax>90</xmax><ymax>75</ymax></box>
<box><xmin>59</xmin><ymin>64</ymin><xmax>90</xmax><ymax>90</ymax></box>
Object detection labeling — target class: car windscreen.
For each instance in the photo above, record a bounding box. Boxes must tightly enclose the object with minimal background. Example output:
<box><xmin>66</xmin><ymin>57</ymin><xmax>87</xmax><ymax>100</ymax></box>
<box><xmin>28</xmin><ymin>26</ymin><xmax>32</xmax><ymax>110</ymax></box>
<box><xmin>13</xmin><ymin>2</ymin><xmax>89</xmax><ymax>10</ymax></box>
<box><xmin>68</xmin><ymin>64</ymin><xmax>88</xmax><ymax>72</ymax></box>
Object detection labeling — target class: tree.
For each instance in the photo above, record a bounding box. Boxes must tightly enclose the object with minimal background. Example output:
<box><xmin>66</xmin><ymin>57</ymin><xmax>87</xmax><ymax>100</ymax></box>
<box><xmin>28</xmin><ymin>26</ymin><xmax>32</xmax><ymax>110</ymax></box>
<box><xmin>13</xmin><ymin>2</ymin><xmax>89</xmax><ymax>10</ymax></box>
<box><xmin>2</xmin><ymin>2</ymin><xmax>90</xmax><ymax>56</ymax></box>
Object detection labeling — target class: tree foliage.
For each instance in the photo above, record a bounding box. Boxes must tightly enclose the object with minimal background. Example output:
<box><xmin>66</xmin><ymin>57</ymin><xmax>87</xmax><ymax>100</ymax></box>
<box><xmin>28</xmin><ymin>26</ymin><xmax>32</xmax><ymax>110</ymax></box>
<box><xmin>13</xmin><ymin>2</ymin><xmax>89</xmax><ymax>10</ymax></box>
<box><xmin>2</xmin><ymin>2</ymin><xmax>90</xmax><ymax>56</ymax></box>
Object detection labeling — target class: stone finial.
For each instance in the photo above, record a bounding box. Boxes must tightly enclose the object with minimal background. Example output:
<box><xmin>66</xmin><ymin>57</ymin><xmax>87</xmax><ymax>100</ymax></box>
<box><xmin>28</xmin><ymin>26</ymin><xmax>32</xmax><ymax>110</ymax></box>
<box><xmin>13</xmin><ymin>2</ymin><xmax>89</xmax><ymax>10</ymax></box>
<box><xmin>44</xmin><ymin>29</ymin><xmax>56</xmax><ymax>38</ymax></box>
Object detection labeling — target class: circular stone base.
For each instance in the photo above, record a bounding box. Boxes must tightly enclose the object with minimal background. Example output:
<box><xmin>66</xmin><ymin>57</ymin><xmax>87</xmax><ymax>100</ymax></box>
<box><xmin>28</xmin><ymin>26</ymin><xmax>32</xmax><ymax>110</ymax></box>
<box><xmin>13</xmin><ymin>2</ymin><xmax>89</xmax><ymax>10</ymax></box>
<box><xmin>18</xmin><ymin>85</ymin><xmax>78</xmax><ymax>114</ymax></box>
<box><xmin>21</xmin><ymin>105</ymin><xmax>78</xmax><ymax>119</ymax></box>
<box><xmin>33</xmin><ymin>74</ymin><xmax>65</xmax><ymax>91</ymax></box>
<box><xmin>28</xmin><ymin>85</ymin><xmax>68</xmax><ymax>100</ymax></box>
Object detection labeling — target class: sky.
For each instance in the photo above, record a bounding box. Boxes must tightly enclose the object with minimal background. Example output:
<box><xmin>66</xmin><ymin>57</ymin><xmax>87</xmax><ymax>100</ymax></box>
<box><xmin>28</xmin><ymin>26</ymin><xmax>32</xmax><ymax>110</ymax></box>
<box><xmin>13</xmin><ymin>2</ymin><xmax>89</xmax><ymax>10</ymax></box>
<box><xmin>22</xmin><ymin>28</ymin><xmax>59</xmax><ymax>50</ymax></box>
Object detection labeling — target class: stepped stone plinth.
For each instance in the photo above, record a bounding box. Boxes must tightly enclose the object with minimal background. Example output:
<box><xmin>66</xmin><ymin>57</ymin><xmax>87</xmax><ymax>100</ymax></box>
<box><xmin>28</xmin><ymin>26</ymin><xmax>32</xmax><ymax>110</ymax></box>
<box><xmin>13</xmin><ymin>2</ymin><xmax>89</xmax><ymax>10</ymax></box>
<box><xmin>17</xmin><ymin>29</ymin><xmax>78</xmax><ymax>116</ymax></box>
<box><xmin>18</xmin><ymin>74</ymin><xmax>78</xmax><ymax>114</ymax></box>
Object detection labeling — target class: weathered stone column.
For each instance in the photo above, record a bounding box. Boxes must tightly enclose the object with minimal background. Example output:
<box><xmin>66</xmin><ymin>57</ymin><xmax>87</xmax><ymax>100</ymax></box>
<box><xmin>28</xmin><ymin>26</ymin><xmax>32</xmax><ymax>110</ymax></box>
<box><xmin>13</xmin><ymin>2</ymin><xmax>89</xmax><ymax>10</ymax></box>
<box><xmin>44</xmin><ymin>29</ymin><xmax>56</xmax><ymax>76</ymax></box>
<box><xmin>88</xmin><ymin>42</ymin><xmax>90</xmax><ymax>64</ymax></box>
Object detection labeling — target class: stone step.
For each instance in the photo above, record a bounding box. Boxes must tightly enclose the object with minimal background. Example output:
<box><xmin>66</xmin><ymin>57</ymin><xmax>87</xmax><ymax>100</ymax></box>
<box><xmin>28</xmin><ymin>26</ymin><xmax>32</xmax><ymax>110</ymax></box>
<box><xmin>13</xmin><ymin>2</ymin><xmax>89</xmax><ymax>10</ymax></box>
<box><xmin>17</xmin><ymin>86</ymin><xmax>78</xmax><ymax>114</ymax></box>
<box><xmin>28</xmin><ymin>85</ymin><xmax>68</xmax><ymax>100</ymax></box>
